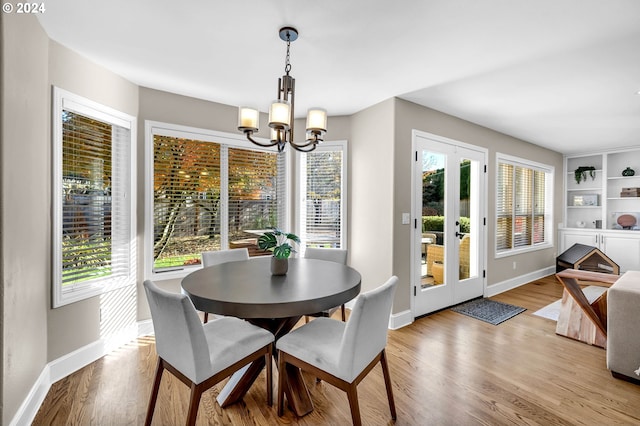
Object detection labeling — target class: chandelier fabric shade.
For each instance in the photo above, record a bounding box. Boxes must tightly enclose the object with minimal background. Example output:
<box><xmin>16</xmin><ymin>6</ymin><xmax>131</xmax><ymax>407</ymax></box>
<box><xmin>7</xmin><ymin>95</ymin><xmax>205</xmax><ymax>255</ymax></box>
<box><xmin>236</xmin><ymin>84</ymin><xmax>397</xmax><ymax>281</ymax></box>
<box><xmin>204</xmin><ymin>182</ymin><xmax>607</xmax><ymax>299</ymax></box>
<box><xmin>237</xmin><ymin>27</ymin><xmax>327</xmax><ymax>152</ymax></box>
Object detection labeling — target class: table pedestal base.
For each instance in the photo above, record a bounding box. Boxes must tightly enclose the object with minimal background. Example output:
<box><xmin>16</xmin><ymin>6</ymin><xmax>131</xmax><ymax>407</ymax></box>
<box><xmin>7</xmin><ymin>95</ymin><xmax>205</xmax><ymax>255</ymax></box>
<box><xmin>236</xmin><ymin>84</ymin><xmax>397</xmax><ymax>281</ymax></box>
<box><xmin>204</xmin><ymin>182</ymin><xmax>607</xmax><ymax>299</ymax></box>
<box><xmin>216</xmin><ymin>316</ymin><xmax>313</xmax><ymax>416</ymax></box>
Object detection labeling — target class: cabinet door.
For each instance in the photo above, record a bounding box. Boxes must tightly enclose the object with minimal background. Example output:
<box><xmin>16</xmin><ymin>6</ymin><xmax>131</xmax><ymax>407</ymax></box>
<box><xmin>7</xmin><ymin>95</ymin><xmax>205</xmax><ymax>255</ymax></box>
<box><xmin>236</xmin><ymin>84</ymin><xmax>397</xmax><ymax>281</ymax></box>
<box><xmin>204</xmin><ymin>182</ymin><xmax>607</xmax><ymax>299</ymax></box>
<box><xmin>560</xmin><ymin>231</ymin><xmax>597</xmax><ymax>253</ymax></box>
<box><xmin>601</xmin><ymin>234</ymin><xmax>640</xmax><ymax>273</ymax></box>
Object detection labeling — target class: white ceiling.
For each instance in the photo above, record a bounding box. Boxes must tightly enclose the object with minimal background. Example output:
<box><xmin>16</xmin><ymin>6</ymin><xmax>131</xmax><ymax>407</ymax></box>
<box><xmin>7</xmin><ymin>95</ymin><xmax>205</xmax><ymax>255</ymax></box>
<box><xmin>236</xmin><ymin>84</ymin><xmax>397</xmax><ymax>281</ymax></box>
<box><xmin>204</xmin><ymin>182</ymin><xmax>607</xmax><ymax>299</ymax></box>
<box><xmin>37</xmin><ymin>0</ymin><xmax>640</xmax><ymax>154</ymax></box>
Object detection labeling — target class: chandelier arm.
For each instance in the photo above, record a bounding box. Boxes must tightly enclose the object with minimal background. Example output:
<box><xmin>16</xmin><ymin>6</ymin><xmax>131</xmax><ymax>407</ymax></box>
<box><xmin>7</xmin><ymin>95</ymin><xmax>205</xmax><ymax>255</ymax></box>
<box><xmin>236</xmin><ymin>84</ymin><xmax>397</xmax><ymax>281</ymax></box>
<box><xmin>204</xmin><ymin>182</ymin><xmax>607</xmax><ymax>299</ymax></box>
<box><xmin>245</xmin><ymin>132</ymin><xmax>279</xmax><ymax>148</ymax></box>
<box><xmin>290</xmin><ymin>142</ymin><xmax>317</xmax><ymax>153</ymax></box>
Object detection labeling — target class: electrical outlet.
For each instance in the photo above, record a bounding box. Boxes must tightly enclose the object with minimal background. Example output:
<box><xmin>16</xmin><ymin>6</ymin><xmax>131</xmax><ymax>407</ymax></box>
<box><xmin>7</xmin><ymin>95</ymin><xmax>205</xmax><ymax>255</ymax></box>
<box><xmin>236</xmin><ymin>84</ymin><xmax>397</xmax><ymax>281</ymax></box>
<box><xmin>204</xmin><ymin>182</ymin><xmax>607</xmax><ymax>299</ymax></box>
<box><xmin>402</xmin><ymin>213</ymin><xmax>410</xmax><ymax>225</ymax></box>
<box><xmin>512</xmin><ymin>261</ymin><xmax>517</xmax><ymax>270</ymax></box>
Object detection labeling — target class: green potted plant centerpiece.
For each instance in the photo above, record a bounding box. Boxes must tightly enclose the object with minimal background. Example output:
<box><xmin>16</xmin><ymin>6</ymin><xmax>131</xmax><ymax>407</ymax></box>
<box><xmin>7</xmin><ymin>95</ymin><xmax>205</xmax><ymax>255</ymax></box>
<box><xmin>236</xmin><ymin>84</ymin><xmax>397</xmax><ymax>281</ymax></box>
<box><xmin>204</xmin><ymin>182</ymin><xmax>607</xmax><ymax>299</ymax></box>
<box><xmin>258</xmin><ymin>228</ymin><xmax>300</xmax><ymax>275</ymax></box>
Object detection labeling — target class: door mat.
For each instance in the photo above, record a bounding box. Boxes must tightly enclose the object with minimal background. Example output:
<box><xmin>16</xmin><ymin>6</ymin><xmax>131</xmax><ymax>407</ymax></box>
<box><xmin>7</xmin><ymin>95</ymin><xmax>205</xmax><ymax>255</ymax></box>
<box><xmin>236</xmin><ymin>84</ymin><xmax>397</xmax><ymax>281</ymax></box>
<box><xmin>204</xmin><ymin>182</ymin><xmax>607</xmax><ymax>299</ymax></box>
<box><xmin>450</xmin><ymin>298</ymin><xmax>526</xmax><ymax>325</ymax></box>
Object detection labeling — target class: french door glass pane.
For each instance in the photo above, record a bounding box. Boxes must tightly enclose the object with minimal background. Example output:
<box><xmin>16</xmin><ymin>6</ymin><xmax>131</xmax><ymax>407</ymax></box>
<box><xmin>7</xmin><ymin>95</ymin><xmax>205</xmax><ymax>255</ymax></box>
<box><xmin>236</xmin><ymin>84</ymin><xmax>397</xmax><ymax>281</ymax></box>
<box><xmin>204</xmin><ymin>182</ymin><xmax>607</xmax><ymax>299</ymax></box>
<box><xmin>460</xmin><ymin>159</ymin><xmax>471</xmax><ymax>280</ymax></box>
<box><xmin>422</xmin><ymin>151</ymin><xmax>445</xmax><ymax>286</ymax></box>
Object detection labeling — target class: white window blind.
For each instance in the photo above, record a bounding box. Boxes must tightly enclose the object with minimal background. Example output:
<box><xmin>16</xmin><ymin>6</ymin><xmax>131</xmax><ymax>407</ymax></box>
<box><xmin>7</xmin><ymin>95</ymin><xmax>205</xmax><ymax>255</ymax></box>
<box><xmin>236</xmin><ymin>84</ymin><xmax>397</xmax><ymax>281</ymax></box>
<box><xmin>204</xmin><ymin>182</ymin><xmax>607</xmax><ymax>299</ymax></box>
<box><xmin>147</xmin><ymin>123</ymin><xmax>286</xmax><ymax>277</ymax></box>
<box><xmin>228</xmin><ymin>146</ymin><xmax>284</xmax><ymax>242</ymax></box>
<box><xmin>299</xmin><ymin>141</ymin><xmax>347</xmax><ymax>250</ymax></box>
<box><xmin>496</xmin><ymin>154</ymin><xmax>553</xmax><ymax>255</ymax></box>
<box><xmin>152</xmin><ymin>135</ymin><xmax>221</xmax><ymax>269</ymax></box>
<box><xmin>53</xmin><ymin>87</ymin><xmax>136</xmax><ymax>307</ymax></box>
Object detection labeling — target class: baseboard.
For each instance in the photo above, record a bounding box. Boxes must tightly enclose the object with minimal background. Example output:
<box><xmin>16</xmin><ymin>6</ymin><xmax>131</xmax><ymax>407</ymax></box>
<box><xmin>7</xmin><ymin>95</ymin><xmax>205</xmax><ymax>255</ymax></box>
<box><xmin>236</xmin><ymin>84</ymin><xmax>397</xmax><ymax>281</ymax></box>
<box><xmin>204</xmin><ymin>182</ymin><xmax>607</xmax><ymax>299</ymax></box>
<box><xmin>10</xmin><ymin>319</ymin><xmax>154</xmax><ymax>426</ymax></box>
<box><xmin>389</xmin><ymin>309</ymin><xmax>413</xmax><ymax>330</ymax></box>
<box><xmin>7</xmin><ymin>365</ymin><xmax>51</xmax><ymax>426</ymax></box>
<box><xmin>485</xmin><ymin>266</ymin><xmax>556</xmax><ymax>297</ymax></box>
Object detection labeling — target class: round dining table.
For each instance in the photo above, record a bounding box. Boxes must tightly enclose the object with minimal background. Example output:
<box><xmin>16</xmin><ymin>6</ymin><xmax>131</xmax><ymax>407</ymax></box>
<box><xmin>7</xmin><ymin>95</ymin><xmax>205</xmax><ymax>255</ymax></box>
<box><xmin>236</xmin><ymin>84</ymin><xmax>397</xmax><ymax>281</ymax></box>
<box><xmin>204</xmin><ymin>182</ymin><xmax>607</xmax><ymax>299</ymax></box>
<box><xmin>181</xmin><ymin>256</ymin><xmax>362</xmax><ymax>416</ymax></box>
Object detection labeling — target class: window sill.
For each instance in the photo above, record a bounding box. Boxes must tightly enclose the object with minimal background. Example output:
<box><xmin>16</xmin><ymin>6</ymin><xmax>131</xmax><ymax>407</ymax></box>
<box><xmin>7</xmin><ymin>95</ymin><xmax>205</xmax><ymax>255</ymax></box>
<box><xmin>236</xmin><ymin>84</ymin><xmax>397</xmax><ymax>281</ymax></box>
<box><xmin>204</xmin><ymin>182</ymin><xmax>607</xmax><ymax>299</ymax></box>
<box><xmin>495</xmin><ymin>242</ymin><xmax>553</xmax><ymax>259</ymax></box>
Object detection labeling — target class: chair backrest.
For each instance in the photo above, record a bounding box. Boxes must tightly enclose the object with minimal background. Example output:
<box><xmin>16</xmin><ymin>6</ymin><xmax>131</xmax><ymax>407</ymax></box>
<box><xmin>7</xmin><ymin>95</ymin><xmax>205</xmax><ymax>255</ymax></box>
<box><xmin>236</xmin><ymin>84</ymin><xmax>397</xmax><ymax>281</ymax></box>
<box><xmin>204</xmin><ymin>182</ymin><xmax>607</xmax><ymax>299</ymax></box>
<box><xmin>304</xmin><ymin>247</ymin><xmax>348</xmax><ymax>265</ymax></box>
<box><xmin>338</xmin><ymin>276</ymin><xmax>398</xmax><ymax>381</ymax></box>
<box><xmin>202</xmin><ymin>248</ymin><xmax>249</xmax><ymax>267</ymax></box>
<box><xmin>143</xmin><ymin>280</ymin><xmax>212</xmax><ymax>383</ymax></box>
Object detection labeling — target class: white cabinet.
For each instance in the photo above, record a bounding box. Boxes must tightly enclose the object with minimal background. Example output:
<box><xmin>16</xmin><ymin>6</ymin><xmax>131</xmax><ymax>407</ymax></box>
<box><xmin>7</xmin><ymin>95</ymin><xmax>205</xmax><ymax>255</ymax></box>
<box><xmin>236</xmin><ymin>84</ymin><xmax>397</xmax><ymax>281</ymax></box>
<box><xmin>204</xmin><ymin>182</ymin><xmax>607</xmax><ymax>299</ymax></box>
<box><xmin>558</xmin><ymin>229</ymin><xmax>640</xmax><ymax>272</ymax></box>
<box><xmin>560</xmin><ymin>229</ymin><xmax>598</xmax><ymax>249</ymax></box>
<box><xmin>600</xmin><ymin>233</ymin><xmax>640</xmax><ymax>273</ymax></box>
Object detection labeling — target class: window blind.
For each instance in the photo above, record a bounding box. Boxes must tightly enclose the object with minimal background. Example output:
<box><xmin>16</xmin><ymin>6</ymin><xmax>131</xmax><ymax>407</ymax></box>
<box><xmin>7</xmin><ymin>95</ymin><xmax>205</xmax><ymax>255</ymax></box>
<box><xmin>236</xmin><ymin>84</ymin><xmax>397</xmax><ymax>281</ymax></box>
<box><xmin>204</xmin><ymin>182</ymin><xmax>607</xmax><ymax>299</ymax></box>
<box><xmin>61</xmin><ymin>111</ymin><xmax>115</xmax><ymax>285</ymax></box>
<box><xmin>533</xmin><ymin>170</ymin><xmax>546</xmax><ymax>244</ymax></box>
<box><xmin>300</xmin><ymin>149</ymin><xmax>343</xmax><ymax>248</ymax></box>
<box><xmin>152</xmin><ymin>135</ymin><xmax>221</xmax><ymax>270</ymax></box>
<box><xmin>514</xmin><ymin>166</ymin><xmax>533</xmax><ymax>247</ymax></box>
<box><xmin>496</xmin><ymin>162</ymin><xmax>513</xmax><ymax>251</ymax></box>
<box><xmin>496</xmin><ymin>156</ymin><xmax>551</xmax><ymax>254</ymax></box>
<box><xmin>228</xmin><ymin>146</ymin><xmax>281</xmax><ymax>239</ymax></box>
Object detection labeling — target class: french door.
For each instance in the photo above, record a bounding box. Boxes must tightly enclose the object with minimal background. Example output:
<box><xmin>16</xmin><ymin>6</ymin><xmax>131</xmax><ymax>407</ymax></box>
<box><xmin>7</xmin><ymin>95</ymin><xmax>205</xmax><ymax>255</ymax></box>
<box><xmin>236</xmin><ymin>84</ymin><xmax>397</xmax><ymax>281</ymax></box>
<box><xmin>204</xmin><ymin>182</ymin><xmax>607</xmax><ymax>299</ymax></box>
<box><xmin>412</xmin><ymin>131</ymin><xmax>486</xmax><ymax>317</ymax></box>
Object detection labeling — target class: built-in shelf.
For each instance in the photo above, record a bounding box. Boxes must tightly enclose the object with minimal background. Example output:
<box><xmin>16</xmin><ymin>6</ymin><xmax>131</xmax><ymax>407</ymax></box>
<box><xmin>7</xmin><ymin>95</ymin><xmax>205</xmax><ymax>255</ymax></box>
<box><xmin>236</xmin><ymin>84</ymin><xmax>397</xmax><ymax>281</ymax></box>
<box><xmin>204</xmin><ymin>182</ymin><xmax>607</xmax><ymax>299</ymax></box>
<box><xmin>608</xmin><ymin>176</ymin><xmax>640</xmax><ymax>181</ymax></box>
<box><xmin>564</xmin><ymin>149</ymin><xmax>640</xmax><ymax>231</ymax></box>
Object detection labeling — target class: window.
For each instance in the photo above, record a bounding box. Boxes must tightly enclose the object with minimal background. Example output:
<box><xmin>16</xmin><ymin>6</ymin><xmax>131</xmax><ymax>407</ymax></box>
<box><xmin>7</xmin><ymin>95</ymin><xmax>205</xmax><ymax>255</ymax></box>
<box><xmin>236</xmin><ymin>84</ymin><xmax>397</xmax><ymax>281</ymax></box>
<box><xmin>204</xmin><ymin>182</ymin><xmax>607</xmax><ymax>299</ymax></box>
<box><xmin>146</xmin><ymin>122</ymin><xmax>287</xmax><ymax>280</ymax></box>
<box><xmin>52</xmin><ymin>87</ymin><xmax>136</xmax><ymax>307</ymax></box>
<box><xmin>298</xmin><ymin>141</ymin><xmax>347</xmax><ymax>252</ymax></box>
<box><xmin>496</xmin><ymin>153</ymin><xmax>553</xmax><ymax>256</ymax></box>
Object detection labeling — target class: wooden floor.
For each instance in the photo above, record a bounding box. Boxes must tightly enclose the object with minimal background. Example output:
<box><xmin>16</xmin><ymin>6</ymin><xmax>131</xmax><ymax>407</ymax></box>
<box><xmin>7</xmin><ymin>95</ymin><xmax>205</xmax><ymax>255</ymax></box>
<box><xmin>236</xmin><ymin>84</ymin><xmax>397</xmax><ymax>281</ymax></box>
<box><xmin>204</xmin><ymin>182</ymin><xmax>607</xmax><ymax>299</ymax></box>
<box><xmin>34</xmin><ymin>276</ymin><xmax>640</xmax><ymax>425</ymax></box>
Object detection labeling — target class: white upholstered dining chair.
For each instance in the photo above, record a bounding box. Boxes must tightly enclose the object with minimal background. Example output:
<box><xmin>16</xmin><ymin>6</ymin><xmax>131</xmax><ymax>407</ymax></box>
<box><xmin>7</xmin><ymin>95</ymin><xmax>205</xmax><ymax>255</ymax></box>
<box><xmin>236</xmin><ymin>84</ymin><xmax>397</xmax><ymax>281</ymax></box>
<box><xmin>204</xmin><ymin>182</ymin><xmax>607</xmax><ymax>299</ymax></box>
<box><xmin>276</xmin><ymin>276</ymin><xmax>398</xmax><ymax>426</ymax></box>
<box><xmin>303</xmin><ymin>247</ymin><xmax>348</xmax><ymax>322</ymax></box>
<box><xmin>143</xmin><ymin>279</ymin><xmax>274</xmax><ymax>426</ymax></box>
<box><xmin>200</xmin><ymin>248</ymin><xmax>249</xmax><ymax>322</ymax></box>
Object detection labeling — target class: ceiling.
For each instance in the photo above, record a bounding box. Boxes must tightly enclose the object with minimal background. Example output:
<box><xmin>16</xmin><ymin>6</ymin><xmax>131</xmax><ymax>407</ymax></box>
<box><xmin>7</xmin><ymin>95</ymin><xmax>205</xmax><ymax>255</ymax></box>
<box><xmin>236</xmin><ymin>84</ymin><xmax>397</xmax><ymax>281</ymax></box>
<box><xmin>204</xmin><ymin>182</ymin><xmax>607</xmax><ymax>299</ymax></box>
<box><xmin>37</xmin><ymin>0</ymin><xmax>640</xmax><ymax>154</ymax></box>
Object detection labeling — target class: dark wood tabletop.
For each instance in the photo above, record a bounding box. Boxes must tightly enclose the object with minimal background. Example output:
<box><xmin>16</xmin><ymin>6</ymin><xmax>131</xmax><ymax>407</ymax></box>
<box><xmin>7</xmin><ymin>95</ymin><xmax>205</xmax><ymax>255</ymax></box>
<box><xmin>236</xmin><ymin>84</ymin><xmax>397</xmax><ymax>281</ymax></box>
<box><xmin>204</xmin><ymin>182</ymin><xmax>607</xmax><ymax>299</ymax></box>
<box><xmin>181</xmin><ymin>256</ymin><xmax>362</xmax><ymax>319</ymax></box>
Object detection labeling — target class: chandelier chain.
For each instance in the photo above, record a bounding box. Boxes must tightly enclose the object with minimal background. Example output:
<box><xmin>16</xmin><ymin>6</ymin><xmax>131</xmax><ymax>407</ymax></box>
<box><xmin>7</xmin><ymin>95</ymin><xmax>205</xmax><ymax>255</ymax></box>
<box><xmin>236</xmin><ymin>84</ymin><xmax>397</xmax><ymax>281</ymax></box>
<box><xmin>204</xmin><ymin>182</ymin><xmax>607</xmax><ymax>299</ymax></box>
<box><xmin>285</xmin><ymin>37</ymin><xmax>292</xmax><ymax>75</ymax></box>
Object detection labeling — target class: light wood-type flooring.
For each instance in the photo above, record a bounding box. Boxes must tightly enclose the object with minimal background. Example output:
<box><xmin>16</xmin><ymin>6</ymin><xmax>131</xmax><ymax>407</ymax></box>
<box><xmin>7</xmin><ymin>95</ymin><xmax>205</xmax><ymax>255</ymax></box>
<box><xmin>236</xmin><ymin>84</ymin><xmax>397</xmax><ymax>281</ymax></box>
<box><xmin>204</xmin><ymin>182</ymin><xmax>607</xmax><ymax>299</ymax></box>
<box><xmin>34</xmin><ymin>276</ymin><xmax>640</xmax><ymax>425</ymax></box>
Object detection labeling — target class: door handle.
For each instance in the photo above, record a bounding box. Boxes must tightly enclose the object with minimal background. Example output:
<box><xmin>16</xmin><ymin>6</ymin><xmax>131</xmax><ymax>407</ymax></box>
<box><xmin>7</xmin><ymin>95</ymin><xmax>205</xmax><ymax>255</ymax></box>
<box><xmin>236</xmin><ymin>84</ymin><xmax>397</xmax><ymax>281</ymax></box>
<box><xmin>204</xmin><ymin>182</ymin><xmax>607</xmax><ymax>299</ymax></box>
<box><xmin>455</xmin><ymin>220</ymin><xmax>464</xmax><ymax>239</ymax></box>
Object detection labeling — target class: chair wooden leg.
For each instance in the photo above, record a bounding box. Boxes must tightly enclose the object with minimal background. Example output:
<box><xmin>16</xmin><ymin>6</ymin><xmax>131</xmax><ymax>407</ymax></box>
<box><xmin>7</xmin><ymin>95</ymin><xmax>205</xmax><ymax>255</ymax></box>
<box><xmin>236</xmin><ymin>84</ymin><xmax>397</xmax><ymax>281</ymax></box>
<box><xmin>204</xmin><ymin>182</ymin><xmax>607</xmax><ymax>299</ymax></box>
<box><xmin>203</xmin><ymin>312</ymin><xmax>208</xmax><ymax>323</ymax></box>
<box><xmin>265</xmin><ymin>345</ymin><xmax>273</xmax><ymax>406</ymax></box>
<box><xmin>341</xmin><ymin>304</ymin><xmax>346</xmax><ymax>321</ymax></box>
<box><xmin>145</xmin><ymin>358</ymin><xmax>165</xmax><ymax>426</ymax></box>
<box><xmin>277</xmin><ymin>351</ymin><xmax>287</xmax><ymax>416</ymax></box>
<box><xmin>186</xmin><ymin>383</ymin><xmax>204</xmax><ymax>426</ymax></box>
<box><xmin>346</xmin><ymin>383</ymin><xmax>362</xmax><ymax>426</ymax></box>
<box><xmin>380</xmin><ymin>349</ymin><xmax>397</xmax><ymax>420</ymax></box>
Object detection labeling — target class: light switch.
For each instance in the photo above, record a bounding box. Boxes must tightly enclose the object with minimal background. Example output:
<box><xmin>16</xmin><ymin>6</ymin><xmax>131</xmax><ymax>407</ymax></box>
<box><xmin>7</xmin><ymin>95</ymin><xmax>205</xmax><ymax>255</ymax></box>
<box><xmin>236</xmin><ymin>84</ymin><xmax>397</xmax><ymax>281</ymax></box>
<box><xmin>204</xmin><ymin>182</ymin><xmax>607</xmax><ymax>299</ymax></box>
<box><xmin>402</xmin><ymin>213</ymin><xmax>410</xmax><ymax>225</ymax></box>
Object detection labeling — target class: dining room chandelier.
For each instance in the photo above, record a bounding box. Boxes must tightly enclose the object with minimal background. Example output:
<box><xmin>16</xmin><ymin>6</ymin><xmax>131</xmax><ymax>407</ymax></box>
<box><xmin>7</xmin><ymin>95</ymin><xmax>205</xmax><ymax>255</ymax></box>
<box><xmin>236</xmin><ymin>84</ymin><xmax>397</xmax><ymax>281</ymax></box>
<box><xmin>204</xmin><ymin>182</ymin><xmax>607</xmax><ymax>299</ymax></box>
<box><xmin>237</xmin><ymin>26</ymin><xmax>327</xmax><ymax>153</ymax></box>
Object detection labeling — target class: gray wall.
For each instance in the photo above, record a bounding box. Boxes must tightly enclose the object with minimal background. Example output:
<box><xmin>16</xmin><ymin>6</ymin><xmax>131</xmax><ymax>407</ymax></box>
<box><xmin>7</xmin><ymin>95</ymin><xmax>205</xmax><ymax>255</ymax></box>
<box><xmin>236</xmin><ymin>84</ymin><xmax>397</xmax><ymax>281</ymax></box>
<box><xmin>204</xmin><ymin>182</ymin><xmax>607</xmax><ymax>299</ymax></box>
<box><xmin>349</xmin><ymin>99</ymin><xmax>397</xmax><ymax>297</ymax></box>
<box><xmin>1</xmin><ymin>13</ymin><xmax>50</xmax><ymax>425</ymax></box>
